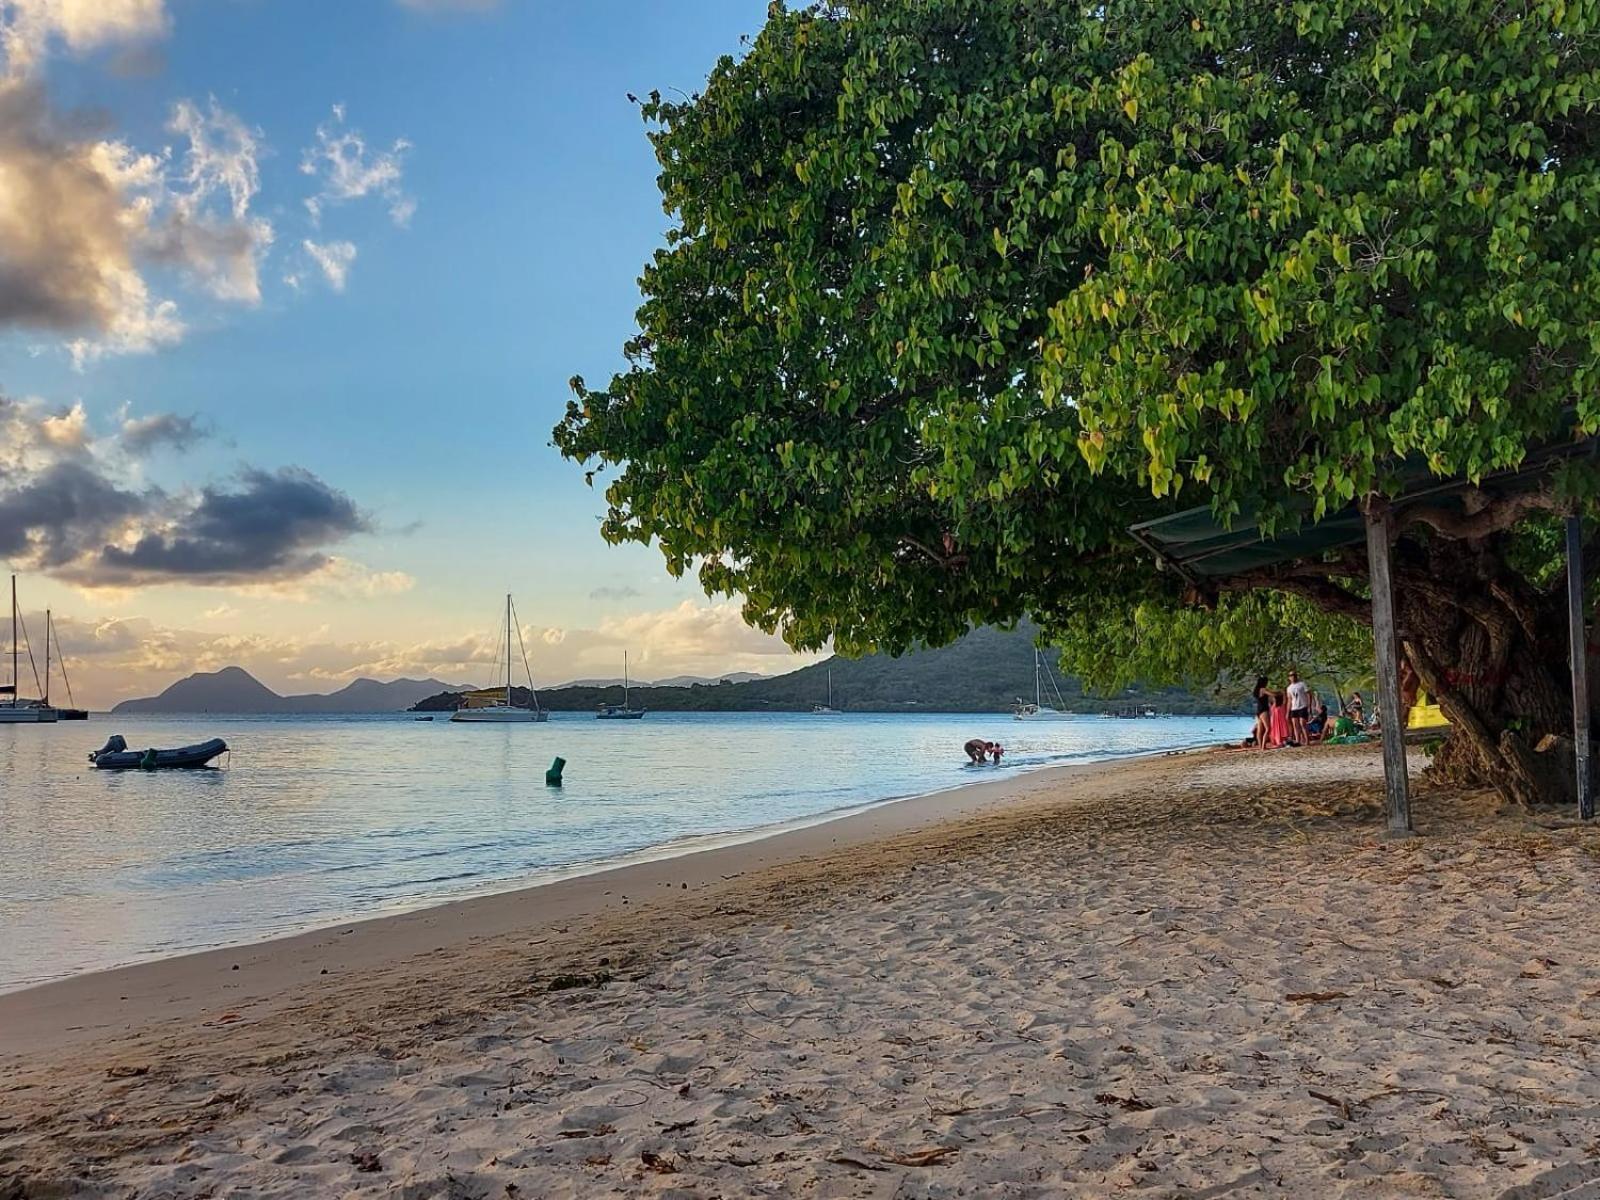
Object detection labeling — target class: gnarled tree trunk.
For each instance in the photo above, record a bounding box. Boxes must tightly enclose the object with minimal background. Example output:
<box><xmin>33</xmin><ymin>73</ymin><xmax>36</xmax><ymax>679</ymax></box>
<box><xmin>1246</xmin><ymin>516</ymin><xmax>1589</xmax><ymax>810</ymax></box>
<box><xmin>1391</xmin><ymin>536</ymin><xmax>1576</xmax><ymax>808</ymax></box>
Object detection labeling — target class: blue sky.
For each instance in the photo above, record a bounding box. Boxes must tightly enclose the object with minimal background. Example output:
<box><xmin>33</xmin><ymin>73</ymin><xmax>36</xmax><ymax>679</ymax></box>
<box><xmin>0</xmin><ymin>0</ymin><xmax>820</xmax><ymax>705</ymax></box>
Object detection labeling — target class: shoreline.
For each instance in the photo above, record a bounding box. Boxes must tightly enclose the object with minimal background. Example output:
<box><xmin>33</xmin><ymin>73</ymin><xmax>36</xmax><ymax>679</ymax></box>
<box><xmin>10</xmin><ymin>743</ymin><xmax>1600</xmax><ymax>1198</ymax></box>
<box><xmin>0</xmin><ymin>747</ymin><xmax>1187</xmax><ymax>1058</ymax></box>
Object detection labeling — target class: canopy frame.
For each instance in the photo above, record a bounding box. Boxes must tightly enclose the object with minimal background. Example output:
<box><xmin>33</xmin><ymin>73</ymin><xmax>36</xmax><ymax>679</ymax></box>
<box><xmin>1127</xmin><ymin>442</ymin><xmax>1596</xmax><ymax>828</ymax></box>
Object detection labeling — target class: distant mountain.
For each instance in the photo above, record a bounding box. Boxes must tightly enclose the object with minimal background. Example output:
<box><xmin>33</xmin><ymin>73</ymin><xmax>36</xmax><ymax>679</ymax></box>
<box><xmin>554</xmin><ymin>671</ymin><xmax>768</xmax><ymax>688</ymax></box>
<box><xmin>111</xmin><ymin>669</ymin><xmax>480</xmax><ymax>714</ymax></box>
<box><xmin>412</xmin><ymin>625</ymin><xmax>1241</xmax><ymax>715</ymax></box>
<box><xmin>651</xmin><ymin>672</ymin><xmax>767</xmax><ymax>687</ymax></box>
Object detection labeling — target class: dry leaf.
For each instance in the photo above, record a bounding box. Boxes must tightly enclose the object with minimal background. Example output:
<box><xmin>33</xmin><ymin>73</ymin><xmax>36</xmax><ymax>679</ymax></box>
<box><xmin>1286</xmin><ymin>991</ymin><xmax>1350</xmax><ymax>1004</ymax></box>
<box><xmin>878</xmin><ymin>1146</ymin><xmax>958</xmax><ymax>1166</ymax></box>
<box><xmin>828</xmin><ymin>1155</ymin><xmax>888</xmax><ymax>1172</ymax></box>
<box><xmin>640</xmin><ymin>1151</ymin><xmax>678</xmax><ymax>1175</ymax></box>
<box><xmin>1094</xmin><ymin>1092</ymin><xmax>1154</xmax><ymax>1112</ymax></box>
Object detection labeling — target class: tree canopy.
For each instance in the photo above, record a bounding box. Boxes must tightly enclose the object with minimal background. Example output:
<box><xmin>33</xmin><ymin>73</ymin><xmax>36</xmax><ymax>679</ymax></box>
<box><xmin>556</xmin><ymin>0</ymin><xmax>1600</xmax><ymax>800</ymax></box>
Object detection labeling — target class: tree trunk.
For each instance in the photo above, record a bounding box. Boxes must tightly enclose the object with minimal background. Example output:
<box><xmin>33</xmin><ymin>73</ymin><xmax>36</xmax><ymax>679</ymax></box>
<box><xmin>1390</xmin><ymin>536</ymin><xmax>1579</xmax><ymax>808</ymax></box>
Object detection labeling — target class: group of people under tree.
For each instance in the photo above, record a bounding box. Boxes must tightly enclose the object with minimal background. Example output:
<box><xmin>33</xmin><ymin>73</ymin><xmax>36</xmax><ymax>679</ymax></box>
<box><xmin>1251</xmin><ymin>670</ymin><xmax>1375</xmax><ymax>750</ymax></box>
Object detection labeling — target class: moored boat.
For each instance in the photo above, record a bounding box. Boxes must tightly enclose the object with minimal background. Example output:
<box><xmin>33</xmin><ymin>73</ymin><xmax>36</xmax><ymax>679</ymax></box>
<box><xmin>452</xmin><ymin>594</ymin><xmax>549</xmax><ymax>723</ymax></box>
<box><xmin>1</xmin><ymin>576</ymin><xmax>57</xmax><ymax>723</ymax></box>
<box><xmin>89</xmin><ymin>734</ymin><xmax>228</xmax><ymax>769</ymax></box>
<box><xmin>810</xmin><ymin>666</ymin><xmax>841</xmax><ymax>715</ymax></box>
<box><xmin>596</xmin><ymin>650</ymin><xmax>646</xmax><ymax>719</ymax></box>
<box><xmin>1013</xmin><ymin>648</ymin><xmax>1072</xmax><ymax>721</ymax></box>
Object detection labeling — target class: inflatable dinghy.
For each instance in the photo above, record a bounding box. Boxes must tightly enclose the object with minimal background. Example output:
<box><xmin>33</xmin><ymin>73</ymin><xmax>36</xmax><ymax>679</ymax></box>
<box><xmin>89</xmin><ymin>734</ymin><xmax>228</xmax><ymax>770</ymax></box>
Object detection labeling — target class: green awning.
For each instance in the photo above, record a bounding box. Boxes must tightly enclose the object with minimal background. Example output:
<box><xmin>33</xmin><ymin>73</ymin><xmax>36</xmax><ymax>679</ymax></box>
<box><xmin>1129</xmin><ymin>438</ymin><xmax>1594</xmax><ymax>582</ymax></box>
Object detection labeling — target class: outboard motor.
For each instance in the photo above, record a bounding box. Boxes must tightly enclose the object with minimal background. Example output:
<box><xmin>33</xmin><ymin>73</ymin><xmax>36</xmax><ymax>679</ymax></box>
<box><xmin>89</xmin><ymin>734</ymin><xmax>128</xmax><ymax>763</ymax></box>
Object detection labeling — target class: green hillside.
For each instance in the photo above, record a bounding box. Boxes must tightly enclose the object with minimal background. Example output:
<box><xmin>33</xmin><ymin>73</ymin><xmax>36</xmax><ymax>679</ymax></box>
<box><xmin>414</xmin><ymin>625</ymin><xmax>1242</xmax><ymax>714</ymax></box>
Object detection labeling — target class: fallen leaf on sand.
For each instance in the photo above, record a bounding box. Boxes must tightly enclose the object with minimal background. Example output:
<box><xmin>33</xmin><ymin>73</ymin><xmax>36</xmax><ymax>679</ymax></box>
<box><xmin>105</xmin><ymin>1065</ymin><xmax>149</xmax><ymax>1079</ymax></box>
<box><xmin>1286</xmin><ymin>991</ymin><xmax>1351</xmax><ymax>1004</ymax></box>
<box><xmin>349</xmin><ymin>1151</ymin><xmax>382</xmax><ymax>1173</ymax></box>
<box><xmin>558</xmin><ymin>1124</ymin><xmax>616</xmax><ymax>1139</ymax></box>
<box><xmin>828</xmin><ymin>1155</ymin><xmax>888</xmax><ymax>1172</ymax></box>
<box><xmin>1095</xmin><ymin>1093</ymin><xmax>1154</xmax><ymax>1112</ymax></box>
<box><xmin>1309</xmin><ymin>1090</ymin><xmax>1354</xmax><ymax>1120</ymax></box>
<box><xmin>640</xmin><ymin>1151</ymin><xmax>678</xmax><ymax>1174</ymax></box>
<box><xmin>877</xmin><ymin>1146</ymin><xmax>958</xmax><ymax>1166</ymax></box>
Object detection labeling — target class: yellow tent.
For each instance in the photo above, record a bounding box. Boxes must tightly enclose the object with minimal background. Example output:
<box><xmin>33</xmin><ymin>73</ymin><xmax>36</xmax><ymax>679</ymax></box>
<box><xmin>1407</xmin><ymin>690</ymin><xmax>1449</xmax><ymax>730</ymax></box>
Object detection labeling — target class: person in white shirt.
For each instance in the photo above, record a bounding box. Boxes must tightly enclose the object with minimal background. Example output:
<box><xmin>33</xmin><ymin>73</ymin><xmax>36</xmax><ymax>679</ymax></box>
<box><xmin>1286</xmin><ymin>670</ymin><xmax>1312</xmax><ymax>748</ymax></box>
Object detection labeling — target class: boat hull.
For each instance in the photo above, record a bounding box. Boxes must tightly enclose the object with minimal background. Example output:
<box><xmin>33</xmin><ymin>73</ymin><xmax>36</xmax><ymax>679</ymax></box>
<box><xmin>451</xmin><ymin>707</ymin><xmax>548</xmax><ymax>723</ymax></box>
<box><xmin>596</xmin><ymin>709</ymin><xmax>645</xmax><ymax>720</ymax></box>
<box><xmin>0</xmin><ymin>706</ymin><xmax>58</xmax><ymax>723</ymax></box>
<box><xmin>1013</xmin><ymin>708</ymin><xmax>1072</xmax><ymax>721</ymax></box>
<box><xmin>91</xmin><ymin>737</ymin><xmax>228</xmax><ymax>769</ymax></box>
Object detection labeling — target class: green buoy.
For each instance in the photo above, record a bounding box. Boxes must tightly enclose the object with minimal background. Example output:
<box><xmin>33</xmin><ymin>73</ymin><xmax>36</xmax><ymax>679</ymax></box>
<box><xmin>546</xmin><ymin>756</ymin><xmax>566</xmax><ymax>787</ymax></box>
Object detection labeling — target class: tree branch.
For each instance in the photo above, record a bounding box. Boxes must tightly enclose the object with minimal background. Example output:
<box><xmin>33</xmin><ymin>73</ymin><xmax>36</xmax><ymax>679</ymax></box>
<box><xmin>1400</xmin><ymin>489</ymin><xmax>1558</xmax><ymax>541</ymax></box>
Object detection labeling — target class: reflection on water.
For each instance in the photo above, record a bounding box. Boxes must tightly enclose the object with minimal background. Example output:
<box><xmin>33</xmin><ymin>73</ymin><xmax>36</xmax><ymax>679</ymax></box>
<box><xmin>0</xmin><ymin>711</ymin><xmax>1248</xmax><ymax>991</ymax></box>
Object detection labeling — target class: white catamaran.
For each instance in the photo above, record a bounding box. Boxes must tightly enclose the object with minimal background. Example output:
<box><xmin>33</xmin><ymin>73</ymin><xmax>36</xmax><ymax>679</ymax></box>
<box><xmin>451</xmin><ymin>594</ymin><xmax>549</xmax><ymax>723</ymax></box>
<box><xmin>596</xmin><ymin>650</ymin><xmax>645</xmax><ymax>719</ymax></box>
<box><xmin>1014</xmin><ymin>647</ymin><xmax>1072</xmax><ymax>721</ymax></box>
<box><xmin>1</xmin><ymin>575</ymin><xmax>58</xmax><ymax>724</ymax></box>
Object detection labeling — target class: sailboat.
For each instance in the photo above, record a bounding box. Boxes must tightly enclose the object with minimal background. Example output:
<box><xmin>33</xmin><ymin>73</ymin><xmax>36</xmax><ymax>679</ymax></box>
<box><xmin>45</xmin><ymin>610</ymin><xmax>87</xmax><ymax>719</ymax></box>
<box><xmin>596</xmin><ymin>651</ymin><xmax>645</xmax><ymax>719</ymax></box>
<box><xmin>810</xmin><ymin>666</ymin><xmax>840</xmax><ymax>714</ymax></box>
<box><xmin>0</xmin><ymin>575</ymin><xmax>58</xmax><ymax>724</ymax></box>
<box><xmin>1013</xmin><ymin>647</ymin><xmax>1072</xmax><ymax>721</ymax></box>
<box><xmin>451</xmin><ymin>594</ymin><xmax>549</xmax><ymax>723</ymax></box>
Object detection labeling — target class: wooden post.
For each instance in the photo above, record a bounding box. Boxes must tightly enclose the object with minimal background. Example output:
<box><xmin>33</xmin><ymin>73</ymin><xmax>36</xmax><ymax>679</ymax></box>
<box><xmin>1567</xmin><ymin>515</ymin><xmax>1593</xmax><ymax>820</ymax></box>
<box><xmin>1365</xmin><ymin>500</ymin><xmax>1412</xmax><ymax>836</ymax></box>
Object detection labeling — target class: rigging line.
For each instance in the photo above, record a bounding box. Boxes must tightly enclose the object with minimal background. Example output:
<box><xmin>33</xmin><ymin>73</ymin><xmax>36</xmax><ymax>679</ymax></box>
<box><xmin>53</xmin><ymin>618</ymin><xmax>76</xmax><ymax>709</ymax></box>
<box><xmin>15</xmin><ymin>610</ymin><xmax>42</xmax><ymax>700</ymax></box>
<box><xmin>1040</xmin><ymin>647</ymin><xmax>1069</xmax><ymax>710</ymax></box>
<box><xmin>509</xmin><ymin>596</ymin><xmax>542</xmax><ymax>709</ymax></box>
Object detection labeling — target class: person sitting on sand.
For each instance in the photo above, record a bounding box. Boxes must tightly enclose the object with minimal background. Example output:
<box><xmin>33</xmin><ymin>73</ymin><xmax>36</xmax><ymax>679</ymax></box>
<box><xmin>1306</xmin><ymin>695</ymin><xmax>1329</xmax><ymax>743</ymax></box>
<box><xmin>964</xmin><ymin>738</ymin><xmax>989</xmax><ymax>764</ymax></box>
<box><xmin>1346</xmin><ymin>691</ymin><xmax>1365</xmax><ymax>726</ymax></box>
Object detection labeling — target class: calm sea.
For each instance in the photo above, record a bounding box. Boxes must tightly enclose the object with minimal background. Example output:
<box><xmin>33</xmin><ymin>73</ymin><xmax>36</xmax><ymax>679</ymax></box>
<box><xmin>0</xmin><ymin>711</ymin><xmax>1249</xmax><ymax>992</ymax></box>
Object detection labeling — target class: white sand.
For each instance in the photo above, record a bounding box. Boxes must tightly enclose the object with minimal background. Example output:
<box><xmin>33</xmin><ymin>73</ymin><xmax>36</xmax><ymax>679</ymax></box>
<box><xmin>4</xmin><ymin>744</ymin><xmax>1600</xmax><ymax>1198</ymax></box>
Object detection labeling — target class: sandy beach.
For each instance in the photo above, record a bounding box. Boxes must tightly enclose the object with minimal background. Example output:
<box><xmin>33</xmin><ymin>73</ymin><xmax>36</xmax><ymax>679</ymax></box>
<box><xmin>4</xmin><ymin>744</ymin><xmax>1600</xmax><ymax>1198</ymax></box>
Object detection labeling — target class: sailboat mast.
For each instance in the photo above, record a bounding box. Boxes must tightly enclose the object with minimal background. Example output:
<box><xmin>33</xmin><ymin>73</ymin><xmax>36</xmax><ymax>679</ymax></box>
<box><xmin>9</xmin><ymin>576</ymin><xmax>15</xmax><ymax>709</ymax></box>
<box><xmin>43</xmin><ymin>608</ymin><xmax>49</xmax><ymax>707</ymax></box>
<box><xmin>505</xmin><ymin>594</ymin><xmax>513</xmax><ymax>708</ymax></box>
<box><xmin>624</xmin><ymin>651</ymin><xmax>629</xmax><ymax>708</ymax></box>
<box><xmin>1035</xmin><ymin>649</ymin><xmax>1042</xmax><ymax>709</ymax></box>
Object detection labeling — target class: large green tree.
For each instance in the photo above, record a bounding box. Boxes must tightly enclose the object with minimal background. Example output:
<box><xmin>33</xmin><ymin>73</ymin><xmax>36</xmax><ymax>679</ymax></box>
<box><xmin>556</xmin><ymin>0</ymin><xmax>1600</xmax><ymax>806</ymax></box>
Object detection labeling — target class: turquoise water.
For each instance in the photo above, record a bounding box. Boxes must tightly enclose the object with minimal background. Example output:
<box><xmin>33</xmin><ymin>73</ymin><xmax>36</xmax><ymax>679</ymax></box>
<box><xmin>0</xmin><ymin>711</ymin><xmax>1248</xmax><ymax>992</ymax></box>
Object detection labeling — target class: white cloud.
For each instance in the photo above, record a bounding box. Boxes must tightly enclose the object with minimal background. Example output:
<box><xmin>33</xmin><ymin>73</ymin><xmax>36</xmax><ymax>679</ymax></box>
<box><xmin>0</xmin><ymin>80</ymin><xmax>185</xmax><ymax>363</ymax></box>
<box><xmin>148</xmin><ymin>97</ymin><xmax>273</xmax><ymax>304</ymax></box>
<box><xmin>301</xmin><ymin>105</ymin><xmax>413</xmax><ymax>228</ymax></box>
<box><xmin>302</xmin><ymin>238</ymin><xmax>356</xmax><ymax>291</ymax></box>
<box><xmin>0</xmin><ymin>0</ymin><xmax>168</xmax><ymax>76</ymax></box>
<box><xmin>0</xmin><ymin>80</ymin><xmax>275</xmax><ymax>364</ymax></box>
